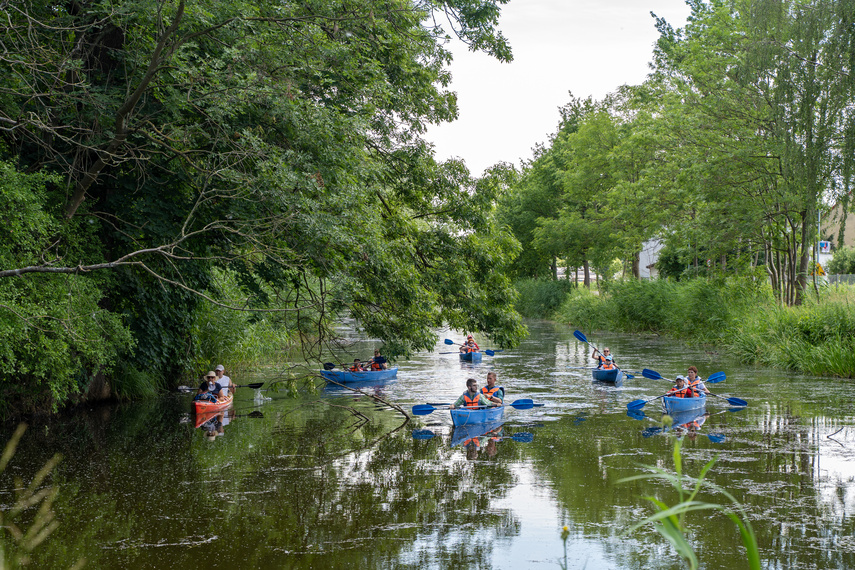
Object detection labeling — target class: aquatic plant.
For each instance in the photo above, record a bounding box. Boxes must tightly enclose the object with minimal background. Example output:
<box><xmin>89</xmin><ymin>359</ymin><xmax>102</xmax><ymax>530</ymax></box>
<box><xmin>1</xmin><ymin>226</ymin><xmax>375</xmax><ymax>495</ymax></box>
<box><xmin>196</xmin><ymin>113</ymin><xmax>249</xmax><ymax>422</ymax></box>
<box><xmin>619</xmin><ymin>438</ymin><xmax>760</xmax><ymax>570</ymax></box>
<box><xmin>0</xmin><ymin>425</ymin><xmax>81</xmax><ymax>569</ymax></box>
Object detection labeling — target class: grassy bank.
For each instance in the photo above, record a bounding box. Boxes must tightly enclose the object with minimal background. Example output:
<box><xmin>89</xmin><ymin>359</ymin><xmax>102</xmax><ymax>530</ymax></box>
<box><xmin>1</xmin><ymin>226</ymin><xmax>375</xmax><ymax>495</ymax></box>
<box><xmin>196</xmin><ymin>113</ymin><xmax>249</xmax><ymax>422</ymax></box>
<box><xmin>516</xmin><ymin>276</ymin><xmax>855</xmax><ymax>378</ymax></box>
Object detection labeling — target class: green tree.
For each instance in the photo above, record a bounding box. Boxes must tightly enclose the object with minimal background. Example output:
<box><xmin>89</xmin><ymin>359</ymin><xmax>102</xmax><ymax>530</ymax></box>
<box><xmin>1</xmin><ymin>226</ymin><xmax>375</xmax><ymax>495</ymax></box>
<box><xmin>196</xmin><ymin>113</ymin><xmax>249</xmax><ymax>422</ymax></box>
<box><xmin>0</xmin><ymin>0</ymin><xmax>525</xmax><ymax>414</ymax></box>
<box><xmin>650</xmin><ymin>0</ymin><xmax>855</xmax><ymax>304</ymax></box>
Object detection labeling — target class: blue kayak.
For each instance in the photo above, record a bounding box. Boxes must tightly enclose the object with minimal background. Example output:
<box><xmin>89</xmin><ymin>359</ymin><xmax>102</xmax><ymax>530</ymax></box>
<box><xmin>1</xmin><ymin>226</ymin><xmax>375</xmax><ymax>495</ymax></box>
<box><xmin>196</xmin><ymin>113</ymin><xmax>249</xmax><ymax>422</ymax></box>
<box><xmin>450</xmin><ymin>420</ymin><xmax>505</xmax><ymax>447</ymax></box>
<box><xmin>663</xmin><ymin>394</ymin><xmax>706</xmax><ymax>414</ymax></box>
<box><xmin>459</xmin><ymin>351</ymin><xmax>483</xmax><ymax>362</ymax></box>
<box><xmin>667</xmin><ymin>408</ymin><xmax>708</xmax><ymax>430</ymax></box>
<box><xmin>450</xmin><ymin>404</ymin><xmax>504</xmax><ymax>427</ymax></box>
<box><xmin>319</xmin><ymin>367</ymin><xmax>398</xmax><ymax>383</ymax></box>
<box><xmin>591</xmin><ymin>368</ymin><xmax>623</xmax><ymax>386</ymax></box>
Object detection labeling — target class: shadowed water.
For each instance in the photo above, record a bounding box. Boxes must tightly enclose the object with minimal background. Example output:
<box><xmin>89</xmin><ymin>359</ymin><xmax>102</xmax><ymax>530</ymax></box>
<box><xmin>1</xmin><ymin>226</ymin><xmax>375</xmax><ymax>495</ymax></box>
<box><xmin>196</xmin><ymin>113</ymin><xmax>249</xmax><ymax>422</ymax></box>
<box><xmin>3</xmin><ymin>320</ymin><xmax>854</xmax><ymax>569</ymax></box>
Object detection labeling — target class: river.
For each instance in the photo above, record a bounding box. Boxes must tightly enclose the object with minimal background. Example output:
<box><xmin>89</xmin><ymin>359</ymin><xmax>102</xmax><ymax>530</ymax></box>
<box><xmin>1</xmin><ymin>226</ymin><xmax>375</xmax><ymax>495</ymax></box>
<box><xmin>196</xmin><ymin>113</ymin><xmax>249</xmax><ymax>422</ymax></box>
<box><xmin>3</xmin><ymin>320</ymin><xmax>854</xmax><ymax>569</ymax></box>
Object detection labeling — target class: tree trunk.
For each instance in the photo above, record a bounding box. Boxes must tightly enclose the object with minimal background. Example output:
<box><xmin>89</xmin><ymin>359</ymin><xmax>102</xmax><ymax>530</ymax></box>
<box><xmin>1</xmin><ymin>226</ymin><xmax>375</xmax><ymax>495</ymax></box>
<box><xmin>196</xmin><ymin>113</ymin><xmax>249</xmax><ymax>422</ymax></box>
<box><xmin>583</xmin><ymin>260</ymin><xmax>590</xmax><ymax>288</ymax></box>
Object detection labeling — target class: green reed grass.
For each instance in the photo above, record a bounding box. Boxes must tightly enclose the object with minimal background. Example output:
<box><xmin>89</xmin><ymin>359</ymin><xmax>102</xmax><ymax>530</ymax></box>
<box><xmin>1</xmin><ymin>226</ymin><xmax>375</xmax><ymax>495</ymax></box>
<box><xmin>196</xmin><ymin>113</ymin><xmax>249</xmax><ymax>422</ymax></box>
<box><xmin>188</xmin><ymin>269</ymin><xmax>297</xmax><ymax>379</ymax></box>
<box><xmin>620</xmin><ymin>437</ymin><xmax>761</xmax><ymax>570</ymax></box>
<box><xmin>0</xmin><ymin>425</ymin><xmax>82</xmax><ymax>569</ymax></box>
<box><xmin>555</xmin><ymin>276</ymin><xmax>855</xmax><ymax>377</ymax></box>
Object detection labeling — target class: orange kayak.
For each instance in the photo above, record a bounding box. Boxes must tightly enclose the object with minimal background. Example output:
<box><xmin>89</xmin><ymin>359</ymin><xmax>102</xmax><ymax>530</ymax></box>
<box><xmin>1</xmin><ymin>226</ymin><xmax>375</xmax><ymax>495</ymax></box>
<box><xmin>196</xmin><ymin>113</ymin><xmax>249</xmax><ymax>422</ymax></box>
<box><xmin>194</xmin><ymin>393</ymin><xmax>233</xmax><ymax>415</ymax></box>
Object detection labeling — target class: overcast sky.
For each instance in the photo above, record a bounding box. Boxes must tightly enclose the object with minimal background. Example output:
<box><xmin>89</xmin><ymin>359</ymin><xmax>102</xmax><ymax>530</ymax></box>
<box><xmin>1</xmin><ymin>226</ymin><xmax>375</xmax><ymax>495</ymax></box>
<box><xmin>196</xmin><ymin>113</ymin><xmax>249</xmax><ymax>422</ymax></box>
<box><xmin>425</xmin><ymin>0</ymin><xmax>691</xmax><ymax>176</ymax></box>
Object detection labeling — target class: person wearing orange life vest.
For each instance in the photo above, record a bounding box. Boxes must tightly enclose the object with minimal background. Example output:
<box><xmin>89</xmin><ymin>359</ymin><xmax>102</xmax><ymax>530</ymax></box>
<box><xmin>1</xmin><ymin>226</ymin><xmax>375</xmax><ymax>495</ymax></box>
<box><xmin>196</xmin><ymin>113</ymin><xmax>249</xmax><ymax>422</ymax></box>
<box><xmin>368</xmin><ymin>349</ymin><xmax>388</xmax><ymax>370</ymax></box>
<box><xmin>349</xmin><ymin>358</ymin><xmax>366</xmax><ymax>372</ymax></box>
<box><xmin>600</xmin><ymin>355</ymin><xmax>617</xmax><ymax>370</ymax></box>
<box><xmin>451</xmin><ymin>378</ymin><xmax>499</xmax><ymax>409</ymax></box>
<box><xmin>591</xmin><ymin>347</ymin><xmax>614</xmax><ymax>368</ymax></box>
<box><xmin>480</xmin><ymin>371</ymin><xmax>504</xmax><ymax>404</ymax></box>
<box><xmin>459</xmin><ymin>334</ymin><xmax>480</xmax><ymax>354</ymax></box>
<box><xmin>686</xmin><ymin>366</ymin><xmax>710</xmax><ymax>395</ymax></box>
<box><xmin>666</xmin><ymin>375</ymin><xmax>696</xmax><ymax>398</ymax></box>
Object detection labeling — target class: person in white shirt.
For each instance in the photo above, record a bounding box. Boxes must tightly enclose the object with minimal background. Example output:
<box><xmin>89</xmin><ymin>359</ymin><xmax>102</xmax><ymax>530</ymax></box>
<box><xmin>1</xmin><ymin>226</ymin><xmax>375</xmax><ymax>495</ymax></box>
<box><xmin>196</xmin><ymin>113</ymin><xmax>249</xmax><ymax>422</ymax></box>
<box><xmin>214</xmin><ymin>365</ymin><xmax>233</xmax><ymax>398</ymax></box>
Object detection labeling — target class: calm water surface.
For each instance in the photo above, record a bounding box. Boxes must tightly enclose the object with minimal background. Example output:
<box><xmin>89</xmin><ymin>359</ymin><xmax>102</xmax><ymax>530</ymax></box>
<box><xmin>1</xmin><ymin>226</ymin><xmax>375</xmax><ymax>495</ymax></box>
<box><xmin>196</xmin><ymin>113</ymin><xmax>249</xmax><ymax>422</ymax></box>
<box><xmin>3</xmin><ymin>321</ymin><xmax>855</xmax><ymax>569</ymax></box>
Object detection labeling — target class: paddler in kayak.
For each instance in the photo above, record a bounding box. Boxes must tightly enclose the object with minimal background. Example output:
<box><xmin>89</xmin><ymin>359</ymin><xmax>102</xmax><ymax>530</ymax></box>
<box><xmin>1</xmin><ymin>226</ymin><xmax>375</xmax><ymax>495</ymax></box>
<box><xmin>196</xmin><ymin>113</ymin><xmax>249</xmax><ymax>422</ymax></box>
<box><xmin>480</xmin><ymin>371</ymin><xmax>504</xmax><ymax>404</ymax></box>
<box><xmin>195</xmin><ymin>371</ymin><xmax>222</xmax><ymax>402</ymax></box>
<box><xmin>451</xmin><ymin>378</ymin><xmax>500</xmax><ymax>409</ymax></box>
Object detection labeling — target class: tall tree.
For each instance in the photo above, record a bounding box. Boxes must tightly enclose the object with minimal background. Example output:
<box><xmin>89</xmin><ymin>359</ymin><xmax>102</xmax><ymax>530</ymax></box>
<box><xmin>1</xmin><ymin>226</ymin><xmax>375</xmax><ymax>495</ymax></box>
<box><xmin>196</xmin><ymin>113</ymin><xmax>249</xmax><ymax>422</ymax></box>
<box><xmin>651</xmin><ymin>0</ymin><xmax>855</xmax><ymax>304</ymax></box>
<box><xmin>0</xmin><ymin>0</ymin><xmax>525</xmax><ymax>411</ymax></box>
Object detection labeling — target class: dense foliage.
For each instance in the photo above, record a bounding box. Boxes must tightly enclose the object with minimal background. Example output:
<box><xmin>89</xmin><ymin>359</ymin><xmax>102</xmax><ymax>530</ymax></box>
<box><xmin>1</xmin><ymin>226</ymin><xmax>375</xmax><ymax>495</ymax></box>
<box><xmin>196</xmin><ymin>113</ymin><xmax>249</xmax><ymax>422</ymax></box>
<box><xmin>500</xmin><ymin>0</ymin><xmax>855</xmax><ymax>307</ymax></box>
<box><xmin>0</xmin><ymin>0</ymin><xmax>526</xmax><ymax>415</ymax></box>
<box><xmin>826</xmin><ymin>246</ymin><xmax>855</xmax><ymax>275</ymax></box>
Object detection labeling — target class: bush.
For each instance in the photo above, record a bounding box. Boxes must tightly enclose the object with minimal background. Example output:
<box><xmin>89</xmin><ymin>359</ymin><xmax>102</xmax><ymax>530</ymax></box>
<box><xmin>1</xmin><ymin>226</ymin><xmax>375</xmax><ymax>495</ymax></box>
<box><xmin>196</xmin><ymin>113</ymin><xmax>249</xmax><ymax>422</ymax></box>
<box><xmin>513</xmin><ymin>278</ymin><xmax>576</xmax><ymax>318</ymax></box>
<box><xmin>826</xmin><ymin>245</ymin><xmax>855</xmax><ymax>274</ymax></box>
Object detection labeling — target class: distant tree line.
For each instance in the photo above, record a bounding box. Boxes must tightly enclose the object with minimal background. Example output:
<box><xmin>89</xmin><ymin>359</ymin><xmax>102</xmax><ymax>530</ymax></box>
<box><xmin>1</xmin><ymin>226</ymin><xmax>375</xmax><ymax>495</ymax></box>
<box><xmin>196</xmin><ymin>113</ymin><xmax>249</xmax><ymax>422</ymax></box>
<box><xmin>498</xmin><ymin>0</ymin><xmax>855</xmax><ymax>307</ymax></box>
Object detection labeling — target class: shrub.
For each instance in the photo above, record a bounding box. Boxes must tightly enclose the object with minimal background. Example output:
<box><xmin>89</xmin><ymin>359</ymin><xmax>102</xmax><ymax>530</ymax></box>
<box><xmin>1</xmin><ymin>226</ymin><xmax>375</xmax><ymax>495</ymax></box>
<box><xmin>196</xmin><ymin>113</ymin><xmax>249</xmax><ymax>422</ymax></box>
<box><xmin>826</xmin><ymin>245</ymin><xmax>855</xmax><ymax>274</ymax></box>
<box><xmin>513</xmin><ymin>278</ymin><xmax>576</xmax><ymax>318</ymax></box>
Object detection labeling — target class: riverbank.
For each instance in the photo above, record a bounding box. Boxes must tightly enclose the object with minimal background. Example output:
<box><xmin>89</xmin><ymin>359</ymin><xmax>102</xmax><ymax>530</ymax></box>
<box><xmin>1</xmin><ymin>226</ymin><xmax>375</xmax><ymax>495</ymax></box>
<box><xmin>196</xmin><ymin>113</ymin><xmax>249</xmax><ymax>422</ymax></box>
<box><xmin>516</xmin><ymin>276</ymin><xmax>855</xmax><ymax>378</ymax></box>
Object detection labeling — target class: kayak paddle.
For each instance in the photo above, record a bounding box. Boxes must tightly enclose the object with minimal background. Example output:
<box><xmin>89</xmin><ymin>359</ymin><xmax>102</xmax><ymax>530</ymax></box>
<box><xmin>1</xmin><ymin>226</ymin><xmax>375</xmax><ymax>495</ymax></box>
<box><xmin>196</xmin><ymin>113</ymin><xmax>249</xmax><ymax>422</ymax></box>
<box><xmin>443</xmin><ymin>338</ymin><xmax>501</xmax><ymax>356</ymax></box>
<box><xmin>412</xmin><ymin>399</ymin><xmax>543</xmax><ymax>415</ymax></box>
<box><xmin>234</xmin><ymin>382</ymin><xmax>264</xmax><ymax>389</ymax></box>
<box><xmin>642</xmin><ymin>369</ymin><xmax>726</xmax><ymax>384</ymax></box>
<box><xmin>626</xmin><ymin>394</ymin><xmax>667</xmax><ymax>411</ymax></box>
<box><xmin>412</xmin><ymin>428</ymin><xmax>436</xmax><ymax>440</ymax></box>
<box><xmin>708</xmin><ymin>392</ymin><xmax>747</xmax><ymax>407</ymax></box>
<box><xmin>574</xmin><ymin>330</ymin><xmax>632</xmax><ymax>378</ymax></box>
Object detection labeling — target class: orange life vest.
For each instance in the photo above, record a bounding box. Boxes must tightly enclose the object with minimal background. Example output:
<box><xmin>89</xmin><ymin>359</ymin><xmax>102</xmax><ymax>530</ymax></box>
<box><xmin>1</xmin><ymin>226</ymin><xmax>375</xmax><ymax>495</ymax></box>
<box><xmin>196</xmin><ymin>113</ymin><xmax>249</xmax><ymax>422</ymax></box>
<box><xmin>668</xmin><ymin>386</ymin><xmax>695</xmax><ymax>398</ymax></box>
<box><xmin>481</xmin><ymin>385</ymin><xmax>501</xmax><ymax>399</ymax></box>
<box><xmin>462</xmin><ymin>392</ymin><xmax>481</xmax><ymax>409</ymax></box>
<box><xmin>601</xmin><ymin>361</ymin><xmax>615</xmax><ymax>370</ymax></box>
<box><xmin>370</xmin><ymin>361</ymin><xmax>382</xmax><ymax>370</ymax></box>
<box><xmin>350</xmin><ymin>365</ymin><xmax>363</xmax><ymax>372</ymax></box>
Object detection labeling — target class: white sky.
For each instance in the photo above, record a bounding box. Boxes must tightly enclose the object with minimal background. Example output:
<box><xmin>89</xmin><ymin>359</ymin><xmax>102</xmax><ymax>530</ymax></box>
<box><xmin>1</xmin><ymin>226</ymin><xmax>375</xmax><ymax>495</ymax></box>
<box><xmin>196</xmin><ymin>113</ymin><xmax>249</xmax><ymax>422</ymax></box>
<box><xmin>425</xmin><ymin>0</ymin><xmax>691</xmax><ymax>176</ymax></box>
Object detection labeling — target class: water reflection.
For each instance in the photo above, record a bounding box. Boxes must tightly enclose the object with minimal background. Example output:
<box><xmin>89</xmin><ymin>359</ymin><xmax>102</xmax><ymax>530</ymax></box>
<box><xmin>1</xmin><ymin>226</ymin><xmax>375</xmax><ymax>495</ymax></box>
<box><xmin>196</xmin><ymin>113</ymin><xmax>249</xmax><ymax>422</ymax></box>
<box><xmin>2</xmin><ymin>321</ymin><xmax>855</xmax><ymax>569</ymax></box>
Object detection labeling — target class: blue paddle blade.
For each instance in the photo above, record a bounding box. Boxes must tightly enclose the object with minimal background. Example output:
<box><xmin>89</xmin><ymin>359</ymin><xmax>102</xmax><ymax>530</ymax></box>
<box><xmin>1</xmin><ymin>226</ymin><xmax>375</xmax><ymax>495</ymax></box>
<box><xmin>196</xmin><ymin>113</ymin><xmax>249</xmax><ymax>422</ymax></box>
<box><xmin>627</xmin><ymin>399</ymin><xmax>647</xmax><ymax>410</ymax></box>
<box><xmin>511</xmin><ymin>398</ymin><xmax>534</xmax><ymax>406</ymax></box>
<box><xmin>444</xmin><ymin>338</ymin><xmax>455</xmax><ymax>345</ymax></box>
<box><xmin>727</xmin><ymin>397</ymin><xmax>748</xmax><ymax>407</ymax></box>
<box><xmin>707</xmin><ymin>433</ymin><xmax>726</xmax><ymax>443</ymax></box>
<box><xmin>485</xmin><ymin>349</ymin><xmax>495</xmax><ymax>356</ymax></box>
<box><xmin>642</xmin><ymin>426</ymin><xmax>662</xmax><ymax>438</ymax></box>
<box><xmin>623</xmin><ymin>371</ymin><xmax>635</xmax><ymax>379</ymax></box>
<box><xmin>573</xmin><ymin>330</ymin><xmax>588</xmax><ymax>343</ymax></box>
<box><xmin>412</xmin><ymin>429</ymin><xmax>435</xmax><ymax>440</ymax></box>
<box><xmin>411</xmin><ymin>404</ymin><xmax>437</xmax><ymax>415</ymax></box>
<box><xmin>627</xmin><ymin>409</ymin><xmax>646</xmax><ymax>420</ymax></box>
<box><xmin>642</xmin><ymin>368</ymin><xmax>663</xmax><ymax>380</ymax></box>
<box><xmin>511</xmin><ymin>432</ymin><xmax>534</xmax><ymax>443</ymax></box>
<box><xmin>706</xmin><ymin>371</ymin><xmax>726</xmax><ymax>383</ymax></box>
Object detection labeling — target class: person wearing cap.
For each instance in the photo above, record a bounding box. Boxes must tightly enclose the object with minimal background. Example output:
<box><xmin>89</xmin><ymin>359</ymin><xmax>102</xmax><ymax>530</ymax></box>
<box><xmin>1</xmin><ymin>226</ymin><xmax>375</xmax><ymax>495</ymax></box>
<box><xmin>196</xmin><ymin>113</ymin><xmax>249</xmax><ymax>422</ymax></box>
<box><xmin>600</xmin><ymin>355</ymin><xmax>617</xmax><ymax>370</ymax></box>
<box><xmin>459</xmin><ymin>335</ymin><xmax>480</xmax><ymax>353</ymax></box>
<box><xmin>666</xmin><ymin>375</ymin><xmax>695</xmax><ymax>398</ymax></box>
<box><xmin>686</xmin><ymin>366</ymin><xmax>710</xmax><ymax>395</ymax></box>
<box><xmin>214</xmin><ymin>364</ymin><xmax>234</xmax><ymax>397</ymax></box>
<box><xmin>591</xmin><ymin>347</ymin><xmax>615</xmax><ymax>368</ymax></box>
<box><xmin>195</xmin><ymin>372</ymin><xmax>222</xmax><ymax>402</ymax></box>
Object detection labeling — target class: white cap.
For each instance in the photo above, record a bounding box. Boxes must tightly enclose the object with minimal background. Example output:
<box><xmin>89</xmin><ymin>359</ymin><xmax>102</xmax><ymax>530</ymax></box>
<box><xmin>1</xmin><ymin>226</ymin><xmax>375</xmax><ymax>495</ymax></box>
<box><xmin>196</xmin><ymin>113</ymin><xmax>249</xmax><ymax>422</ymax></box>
<box><xmin>675</xmin><ymin>375</ymin><xmax>686</xmax><ymax>381</ymax></box>
<box><xmin>215</xmin><ymin>364</ymin><xmax>225</xmax><ymax>371</ymax></box>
